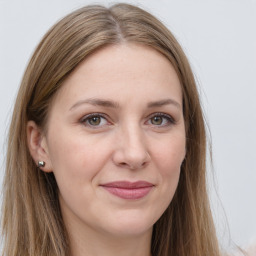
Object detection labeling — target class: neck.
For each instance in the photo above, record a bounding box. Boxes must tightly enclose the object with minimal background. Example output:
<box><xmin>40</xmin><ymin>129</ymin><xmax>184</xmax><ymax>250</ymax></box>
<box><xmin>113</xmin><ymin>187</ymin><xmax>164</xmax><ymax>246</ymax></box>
<box><xmin>68</xmin><ymin>223</ymin><xmax>152</xmax><ymax>256</ymax></box>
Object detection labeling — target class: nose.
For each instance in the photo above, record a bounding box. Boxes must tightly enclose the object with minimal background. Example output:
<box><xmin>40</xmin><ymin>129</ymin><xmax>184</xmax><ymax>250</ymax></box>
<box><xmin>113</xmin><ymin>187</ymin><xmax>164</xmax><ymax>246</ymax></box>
<box><xmin>112</xmin><ymin>125</ymin><xmax>151</xmax><ymax>170</ymax></box>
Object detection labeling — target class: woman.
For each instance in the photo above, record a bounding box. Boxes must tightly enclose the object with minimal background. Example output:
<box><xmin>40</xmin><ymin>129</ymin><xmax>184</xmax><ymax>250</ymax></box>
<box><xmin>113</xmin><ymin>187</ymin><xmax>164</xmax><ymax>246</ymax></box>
<box><xmin>1</xmin><ymin>3</ymin><xmax>221</xmax><ymax>256</ymax></box>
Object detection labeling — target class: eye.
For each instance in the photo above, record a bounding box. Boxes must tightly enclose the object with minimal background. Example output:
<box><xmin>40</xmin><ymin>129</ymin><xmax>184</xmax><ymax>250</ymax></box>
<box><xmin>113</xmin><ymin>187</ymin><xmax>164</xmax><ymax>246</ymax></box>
<box><xmin>151</xmin><ymin>116</ymin><xmax>165</xmax><ymax>125</ymax></box>
<box><xmin>80</xmin><ymin>113</ymin><xmax>109</xmax><ymax>128</ymax></box>
<box><xmin>147</xmin><ymin>113</ymin><xmax>175</xmax><ymax>127</ymax></box>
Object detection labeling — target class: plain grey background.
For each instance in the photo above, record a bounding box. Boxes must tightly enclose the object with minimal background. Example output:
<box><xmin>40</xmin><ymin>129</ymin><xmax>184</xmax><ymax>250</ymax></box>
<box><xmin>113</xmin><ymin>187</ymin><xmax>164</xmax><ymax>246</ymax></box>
<box><xmin>0</xmin><ymin>0</ymin><xmax>255</xmax><ymax>250</ymax></box>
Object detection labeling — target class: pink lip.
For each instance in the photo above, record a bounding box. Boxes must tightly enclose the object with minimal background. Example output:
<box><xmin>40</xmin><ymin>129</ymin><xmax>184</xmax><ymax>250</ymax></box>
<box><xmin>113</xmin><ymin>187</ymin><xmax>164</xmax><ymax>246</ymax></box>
<box><xmin>100</xmin><ymin>181</ymin><xmax>154</xmax><ymax>200</ymax></box>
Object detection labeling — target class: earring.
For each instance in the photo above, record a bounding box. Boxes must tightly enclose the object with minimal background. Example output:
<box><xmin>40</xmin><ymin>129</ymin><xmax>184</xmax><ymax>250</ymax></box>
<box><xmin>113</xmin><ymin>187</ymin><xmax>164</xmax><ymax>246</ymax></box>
<box><xmin>38</xmin><ymin>161</ymin><xmax>45</xmax><ymax>168</ymax></box>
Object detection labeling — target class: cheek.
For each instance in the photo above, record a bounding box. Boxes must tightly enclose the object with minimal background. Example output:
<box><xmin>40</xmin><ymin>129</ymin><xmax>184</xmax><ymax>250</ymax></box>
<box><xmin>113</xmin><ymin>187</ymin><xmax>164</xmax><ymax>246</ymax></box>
<box><xmin>46</xmin><ymin>132</ymin><xmax>112</xmax><ymax>207</ymax></box>
<box><xmin>48</xmin><ymin>129</ymin><xmax>109</xmax><ymax>171</ymax></box>
<box><xmin>154</xmin><ymin>135</ymin><xmax>186</xmax><ymax>172</ymax></box>
<box><xmin>46</xmin><ymin>131</ymin><xmax>107</xmax><ymax>183</ymax></box>
<box><xmin>152</xmin><ymin>134</ymin><xmax>185</xmax><ymax>194</ymax></box>
<box><xmin>46</xmin><ymin>129</ymin><xmax>116</xmax><ymax>202</ymax></box>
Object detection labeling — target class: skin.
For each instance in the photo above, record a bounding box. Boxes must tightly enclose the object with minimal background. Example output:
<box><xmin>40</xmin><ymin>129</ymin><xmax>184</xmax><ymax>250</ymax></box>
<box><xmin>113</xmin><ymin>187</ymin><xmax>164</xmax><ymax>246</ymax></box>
<box><xmin>27</xmin><ymin>43</ymin><xmax>186</xmax><ymax>256</ymax></box>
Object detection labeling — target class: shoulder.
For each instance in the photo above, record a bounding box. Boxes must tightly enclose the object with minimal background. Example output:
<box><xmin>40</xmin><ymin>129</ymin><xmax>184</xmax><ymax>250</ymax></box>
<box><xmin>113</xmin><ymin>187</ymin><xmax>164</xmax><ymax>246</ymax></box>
<box><xmin>226</xmin><ymin>239</ymin><xmax>256</xmax><ymax>256</ymax></box>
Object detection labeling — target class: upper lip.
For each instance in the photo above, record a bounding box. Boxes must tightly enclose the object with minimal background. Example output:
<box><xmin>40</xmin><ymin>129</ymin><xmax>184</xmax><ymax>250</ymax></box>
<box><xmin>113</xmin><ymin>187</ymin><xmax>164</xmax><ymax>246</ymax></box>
<box><xmin>100</xmin><ymin>181</ymin><xmax>154</xmax><ymax>189</ymax></box>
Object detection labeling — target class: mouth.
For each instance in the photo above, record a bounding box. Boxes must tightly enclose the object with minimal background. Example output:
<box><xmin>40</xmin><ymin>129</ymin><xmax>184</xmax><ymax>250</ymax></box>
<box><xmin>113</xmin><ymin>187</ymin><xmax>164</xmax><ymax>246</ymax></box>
<box><xmin>100</xmin><ymin>181</ymin><xmax>154</xmax><ymax>200</ymax></box>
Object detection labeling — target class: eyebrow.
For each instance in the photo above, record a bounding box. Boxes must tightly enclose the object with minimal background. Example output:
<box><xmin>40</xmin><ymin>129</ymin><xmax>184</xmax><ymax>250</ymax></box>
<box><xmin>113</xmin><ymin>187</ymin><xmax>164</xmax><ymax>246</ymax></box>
<box><xmin>69</xmin><ymin>98</ymin><xmax>120</xmax><ymax>111</ymax></box>
<box><xmin>147</xmin><ymin>99</ymin><xmax>181</xmax><ymax>109</ymax></box>
<box><xmin>69</xmin><ymin>98</ymin><xmax>181</xmax><ymax>111</ymax></box>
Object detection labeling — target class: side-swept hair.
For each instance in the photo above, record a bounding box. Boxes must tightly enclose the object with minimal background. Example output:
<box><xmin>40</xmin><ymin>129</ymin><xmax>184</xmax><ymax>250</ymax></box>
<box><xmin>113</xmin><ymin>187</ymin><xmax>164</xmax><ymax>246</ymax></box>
<box><xmin>2</xmin><ymin>3</ymin><xmax>220</xmax><ymax>256</ymax></box>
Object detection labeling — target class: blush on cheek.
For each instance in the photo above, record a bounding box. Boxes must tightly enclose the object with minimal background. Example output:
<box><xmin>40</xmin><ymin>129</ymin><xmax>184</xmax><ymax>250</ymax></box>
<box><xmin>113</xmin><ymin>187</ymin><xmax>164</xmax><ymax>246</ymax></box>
<box><xmin>158</xmin><ymin>152</ymin><xmax>184</xmax><ymax>173</ymax></box>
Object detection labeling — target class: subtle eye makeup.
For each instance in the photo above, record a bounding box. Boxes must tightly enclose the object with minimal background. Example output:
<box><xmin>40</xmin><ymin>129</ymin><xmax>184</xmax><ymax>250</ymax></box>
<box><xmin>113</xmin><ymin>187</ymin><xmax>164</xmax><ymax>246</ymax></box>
<box><xmin>146</xmin><ymin>112</ymin><xmax>176</xmax><ymax>127</ymax></box>
<box><xmin>80</xmin><ymin>113</ymin><xmax>110</xmax><ymax>128</ymax></box>
<box><xmin>79</xmin><ymin>112</ymin><xmax>176</xmax><ymax>129</ymax></box>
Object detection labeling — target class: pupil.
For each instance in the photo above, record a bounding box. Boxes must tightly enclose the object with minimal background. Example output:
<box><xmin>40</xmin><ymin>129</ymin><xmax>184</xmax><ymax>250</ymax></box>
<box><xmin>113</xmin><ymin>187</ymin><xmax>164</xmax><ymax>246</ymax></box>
<box><xmin>89</xmin><ymin>117</ymin><xmax>100</xmax><ymax>125</ymax></box>
<box><xmin>152</xmin><ymin>116</ymin><xmax>162</xmax><ymax>125</ymax></box>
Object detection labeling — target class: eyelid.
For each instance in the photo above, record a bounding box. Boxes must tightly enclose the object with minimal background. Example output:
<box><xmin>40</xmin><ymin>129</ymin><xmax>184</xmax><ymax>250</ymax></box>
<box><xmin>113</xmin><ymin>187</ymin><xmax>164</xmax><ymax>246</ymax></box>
<box><xmin>79</xmin><ymin>112</ymin><xmax>176</xmax><ymax>129</ymax></box>
<box><xmin>146</xmin><ymin>112</ymin><xmax>176</xmax><ymax>126</ymax></box>
<box><xmin>80</xmin><ymin>113</ymin><xmax>111</xmax><ymax>128</ymax></box>
<box><xmin>80</xmin><ymin>112</ymin><xmax>108</xmax><ymax>121</ymax></box>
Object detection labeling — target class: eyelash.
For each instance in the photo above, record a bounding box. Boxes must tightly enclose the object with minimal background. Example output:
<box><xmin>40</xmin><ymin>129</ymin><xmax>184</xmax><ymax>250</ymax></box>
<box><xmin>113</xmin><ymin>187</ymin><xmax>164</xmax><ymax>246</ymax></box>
<box><xmin>80</xmin><ymin>113</ymin><xmax>110</xmax><ymax>128</ymax></box>
<box><xmin>146</xmin><ymin>112</ymin><xmax>176</xmax><ymax>127</ymax></box>
<box><xmin>80</xmin><ymin>112</ymin><xmax>175</xmax><ymax>128</ymax></box>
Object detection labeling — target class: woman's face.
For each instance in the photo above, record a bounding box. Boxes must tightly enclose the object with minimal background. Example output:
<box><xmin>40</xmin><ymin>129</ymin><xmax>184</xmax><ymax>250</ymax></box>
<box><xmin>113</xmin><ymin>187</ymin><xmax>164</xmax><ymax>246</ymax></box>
<box><xmin>41</xmin><ymin>44</ymin><xmax>186</xmax><ymax>238</ymax></box>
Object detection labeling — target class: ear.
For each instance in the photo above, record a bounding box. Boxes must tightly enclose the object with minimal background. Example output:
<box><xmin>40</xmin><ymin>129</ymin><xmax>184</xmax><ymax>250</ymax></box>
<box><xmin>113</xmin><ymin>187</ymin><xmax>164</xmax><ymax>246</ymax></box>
<box><xmin>27</xmin><ymin>120</ymin><xmax>53</xmax><ymax>172</ymax></box>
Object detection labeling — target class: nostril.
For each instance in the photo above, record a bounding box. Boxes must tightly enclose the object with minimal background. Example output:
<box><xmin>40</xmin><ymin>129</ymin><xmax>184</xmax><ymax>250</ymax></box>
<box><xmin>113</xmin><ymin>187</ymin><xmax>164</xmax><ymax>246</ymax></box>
<box><xmin>118</xmin><ymin>162</ymin><xmax>135</xmax><ymax>169</ymax></box>
<box><xmin>142</xmin><ymin>161</ymin><xmax>147</xmax><ymax>166</ymax></box>
<box><xmin>118</xmin><ymin>160</ymin><xmax>148</xmax><ymax>170</ymax></box>
<box><xmin>119</xmin><ymin>162</ymin><xmax>130</xmax><ymax>168</ymax></box>
<box><xmin>112</xmin><ymin>147</ymin><xmax>151</xmax><ymax>170</ymax></box>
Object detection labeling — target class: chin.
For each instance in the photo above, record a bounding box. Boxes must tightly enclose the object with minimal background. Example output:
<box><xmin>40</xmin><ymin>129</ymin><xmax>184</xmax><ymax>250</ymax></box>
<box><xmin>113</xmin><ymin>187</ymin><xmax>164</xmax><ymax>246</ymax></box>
<box><xmin>102</xmin><ymin>210</ymin><xmax>157</xmax><ymax>238</ymax></box>
<box><xmin>106</xmin><ymin>224</ymin><xmax>153</xmax><ymax>239</ymax></box>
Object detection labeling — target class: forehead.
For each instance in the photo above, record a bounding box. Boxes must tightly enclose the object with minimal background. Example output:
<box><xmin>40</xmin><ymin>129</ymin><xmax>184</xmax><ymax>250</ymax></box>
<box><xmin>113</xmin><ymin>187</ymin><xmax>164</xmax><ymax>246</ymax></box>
<box><xmin>50</xmin><ymin>43</ymin><xmax>182</xmax><ymax>111</ymax></box>
<box><xmin>72</xmin><ymin>43</ymin><xmax>179</xmax><ymax>83</ymax></box>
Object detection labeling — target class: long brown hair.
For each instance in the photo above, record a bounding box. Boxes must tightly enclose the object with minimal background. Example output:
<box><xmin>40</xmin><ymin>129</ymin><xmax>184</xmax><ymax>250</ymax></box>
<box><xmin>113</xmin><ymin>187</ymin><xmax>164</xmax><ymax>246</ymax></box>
<box><xmin>1</xmin><ymin>3</ymin><xmax>221</xmax><ymax>256</ymax></box>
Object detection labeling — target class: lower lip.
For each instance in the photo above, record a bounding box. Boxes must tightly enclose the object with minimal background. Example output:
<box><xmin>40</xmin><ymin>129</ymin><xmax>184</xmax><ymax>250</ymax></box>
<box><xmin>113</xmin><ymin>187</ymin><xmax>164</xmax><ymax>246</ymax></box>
<box><xmin>101</xmin><ymin>186</ymin><xmax>153</xmax><ymax>199</ymax></box>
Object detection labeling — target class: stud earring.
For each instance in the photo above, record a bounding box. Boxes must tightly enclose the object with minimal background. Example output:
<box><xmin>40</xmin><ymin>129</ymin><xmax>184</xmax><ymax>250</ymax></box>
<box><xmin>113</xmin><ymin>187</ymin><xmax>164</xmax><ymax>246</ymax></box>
<box><xmin>38</xmin><ymin>161</ymin><xmax>45</xmax><ymax>168</ymax></box>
